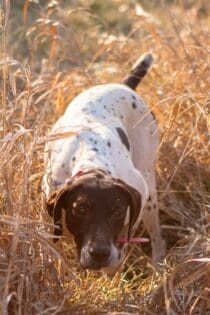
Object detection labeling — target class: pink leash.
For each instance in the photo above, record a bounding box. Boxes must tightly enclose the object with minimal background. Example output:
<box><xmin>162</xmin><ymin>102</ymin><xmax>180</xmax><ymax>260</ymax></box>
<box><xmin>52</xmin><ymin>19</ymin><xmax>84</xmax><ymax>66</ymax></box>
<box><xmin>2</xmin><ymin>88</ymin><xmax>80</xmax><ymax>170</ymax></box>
<box><xmin>116</xmin><ymin>237</ymin><xmax>150</xmax><ymax>244</ymax></box>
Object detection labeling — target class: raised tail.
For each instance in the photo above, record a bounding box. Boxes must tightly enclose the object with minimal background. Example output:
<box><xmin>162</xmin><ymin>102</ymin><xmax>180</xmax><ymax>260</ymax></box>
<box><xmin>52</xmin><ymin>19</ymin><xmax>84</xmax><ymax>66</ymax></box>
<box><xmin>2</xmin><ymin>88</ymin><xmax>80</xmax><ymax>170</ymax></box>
<box><xmin>122</xmin><ymin>53</ymin><xmax>153</xmax><ymax>90</ymax></box>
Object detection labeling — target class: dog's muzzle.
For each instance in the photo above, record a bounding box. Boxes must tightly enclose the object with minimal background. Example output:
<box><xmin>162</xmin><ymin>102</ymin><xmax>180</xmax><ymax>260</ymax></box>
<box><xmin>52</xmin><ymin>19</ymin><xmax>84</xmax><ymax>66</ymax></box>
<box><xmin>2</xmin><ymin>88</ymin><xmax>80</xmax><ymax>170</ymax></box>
<box><xmin>80</xmin><ymin>240</ymin><xmax>120</xmax><ymax>270</ymax></box>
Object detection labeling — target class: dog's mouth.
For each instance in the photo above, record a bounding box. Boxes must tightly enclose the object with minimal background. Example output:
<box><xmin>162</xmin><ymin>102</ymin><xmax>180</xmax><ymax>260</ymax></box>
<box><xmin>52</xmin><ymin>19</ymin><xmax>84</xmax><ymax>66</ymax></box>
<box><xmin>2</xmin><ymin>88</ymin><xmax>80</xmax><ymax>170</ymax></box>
<box><xmin>78</xmin><ymin>237</ymin><xmax>150</xmax><ymax>270</ymax></box>
<box><xmin>79</xmin><ymin>242</ymin><xmax>118</xmax><ymax>270</ymax></box>
<box><xmin>81</xmin><ymin>259</ymin><xmax>110</xmax><ymax>270</ymax></box>
<box><xmin>80</xmin><ymin>253</ymin><xmax>111</xmax><ymax>270</ymax></box>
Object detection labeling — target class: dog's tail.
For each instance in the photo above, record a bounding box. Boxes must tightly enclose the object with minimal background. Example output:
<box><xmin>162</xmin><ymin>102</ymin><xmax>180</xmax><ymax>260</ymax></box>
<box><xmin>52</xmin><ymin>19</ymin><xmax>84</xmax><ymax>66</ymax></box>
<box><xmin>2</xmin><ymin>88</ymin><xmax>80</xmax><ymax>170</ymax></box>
<box><xmin>122</xmin><ymin>53</ymin><xmax>153</xmax><ymax>90</ymax></box>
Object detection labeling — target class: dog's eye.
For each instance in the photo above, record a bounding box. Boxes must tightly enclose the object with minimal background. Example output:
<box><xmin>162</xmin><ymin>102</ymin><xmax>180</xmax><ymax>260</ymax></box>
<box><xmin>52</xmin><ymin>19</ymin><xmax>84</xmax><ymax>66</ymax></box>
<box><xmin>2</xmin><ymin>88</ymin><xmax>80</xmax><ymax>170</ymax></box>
<box><xmin>112</xmin><ymin>207</ymin><xmax>123</xmax><ymax>218</ymax></box>
<box><xmin>72</xmin><ymin>207</ymin><xmax>87</xmax><ymax>216</ymax></box>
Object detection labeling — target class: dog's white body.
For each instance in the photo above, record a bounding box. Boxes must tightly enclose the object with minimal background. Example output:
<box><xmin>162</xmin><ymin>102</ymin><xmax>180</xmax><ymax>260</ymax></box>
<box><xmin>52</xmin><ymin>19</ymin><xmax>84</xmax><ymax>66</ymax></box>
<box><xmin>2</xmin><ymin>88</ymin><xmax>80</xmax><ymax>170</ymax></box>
<box><xmin>43</xmin><ymin>83</ymin><xmax>165</xmax><ymax>264</ymax></box>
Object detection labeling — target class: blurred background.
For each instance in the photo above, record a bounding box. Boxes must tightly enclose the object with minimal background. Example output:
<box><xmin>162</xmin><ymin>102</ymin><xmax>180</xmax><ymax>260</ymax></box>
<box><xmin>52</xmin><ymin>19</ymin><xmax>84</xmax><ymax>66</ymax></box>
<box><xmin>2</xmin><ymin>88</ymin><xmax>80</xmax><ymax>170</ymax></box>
<box><xmin>0</xmin><ymin>1</ymin><xmax>209</xmax><ymax>314</ymax></box>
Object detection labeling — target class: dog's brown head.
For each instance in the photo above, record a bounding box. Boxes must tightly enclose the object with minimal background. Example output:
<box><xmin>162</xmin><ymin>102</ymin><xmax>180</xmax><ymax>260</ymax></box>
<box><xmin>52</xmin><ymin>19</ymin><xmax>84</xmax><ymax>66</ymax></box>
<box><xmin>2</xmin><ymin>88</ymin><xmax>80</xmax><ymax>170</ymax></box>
<box><xmin>45</xmin><ymin>170</ymin><xmax>141</xmax><ymax>272</ymax></box>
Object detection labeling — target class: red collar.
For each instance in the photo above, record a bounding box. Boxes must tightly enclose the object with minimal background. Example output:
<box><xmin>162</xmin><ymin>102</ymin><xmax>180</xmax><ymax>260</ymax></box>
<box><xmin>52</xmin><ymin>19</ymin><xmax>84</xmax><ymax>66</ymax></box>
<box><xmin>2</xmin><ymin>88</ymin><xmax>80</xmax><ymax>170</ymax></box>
<box><xmin>74</xmin><ymin>170</ymin><xmax>84</xmax><ymax>177</ymax></box>
<box><xmin>65</xmin><ymin>170</ymin><xmax>85</xmax><ymax>185</ymax></box>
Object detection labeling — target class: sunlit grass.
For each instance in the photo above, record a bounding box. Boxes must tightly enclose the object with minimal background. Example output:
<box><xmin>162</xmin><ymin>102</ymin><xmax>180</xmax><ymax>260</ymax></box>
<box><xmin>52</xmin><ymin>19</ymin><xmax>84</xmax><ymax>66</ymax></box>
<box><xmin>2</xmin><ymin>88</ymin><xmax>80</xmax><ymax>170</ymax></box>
<box><xmin>0</xmin><ymin>1</ymin><xmax>209</xmax><ymax>314</ymax></box>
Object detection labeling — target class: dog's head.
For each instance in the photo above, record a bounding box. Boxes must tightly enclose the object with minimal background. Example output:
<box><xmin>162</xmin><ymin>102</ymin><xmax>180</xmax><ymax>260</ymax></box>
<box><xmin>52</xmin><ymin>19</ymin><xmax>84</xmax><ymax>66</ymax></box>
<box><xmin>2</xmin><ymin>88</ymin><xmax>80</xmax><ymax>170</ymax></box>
<box><xmin>45</xmin><ymin>170</ymin><xmax>141</xmax><ymax>272</ymax></box>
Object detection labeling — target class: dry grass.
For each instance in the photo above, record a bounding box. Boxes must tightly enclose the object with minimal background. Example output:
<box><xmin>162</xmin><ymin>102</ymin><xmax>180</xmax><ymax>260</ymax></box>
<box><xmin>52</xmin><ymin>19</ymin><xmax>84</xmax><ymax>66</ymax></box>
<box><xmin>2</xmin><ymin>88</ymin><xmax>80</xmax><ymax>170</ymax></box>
<box><xmin>0</xmin><ymin>0</ymin><xmax>209</xmax><ymax>314</ymax></box>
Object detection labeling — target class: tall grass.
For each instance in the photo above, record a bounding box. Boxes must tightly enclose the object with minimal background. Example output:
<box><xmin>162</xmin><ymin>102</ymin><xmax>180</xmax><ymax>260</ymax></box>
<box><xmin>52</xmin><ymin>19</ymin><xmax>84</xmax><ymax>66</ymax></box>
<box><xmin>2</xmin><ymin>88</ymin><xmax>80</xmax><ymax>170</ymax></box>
<box><xmin>0</xmin><ymin>1</ymin><xmax>209</xmax><ymax>314</ymax></box>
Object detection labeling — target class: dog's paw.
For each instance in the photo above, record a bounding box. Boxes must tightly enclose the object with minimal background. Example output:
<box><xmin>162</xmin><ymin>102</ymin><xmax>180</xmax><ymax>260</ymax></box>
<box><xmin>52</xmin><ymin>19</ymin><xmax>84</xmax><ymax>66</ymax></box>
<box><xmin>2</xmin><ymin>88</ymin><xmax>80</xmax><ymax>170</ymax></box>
<box><xmin>152</xmin><ymin>238</ymin><xmax>166</xmax><ymax>266</ymax></box>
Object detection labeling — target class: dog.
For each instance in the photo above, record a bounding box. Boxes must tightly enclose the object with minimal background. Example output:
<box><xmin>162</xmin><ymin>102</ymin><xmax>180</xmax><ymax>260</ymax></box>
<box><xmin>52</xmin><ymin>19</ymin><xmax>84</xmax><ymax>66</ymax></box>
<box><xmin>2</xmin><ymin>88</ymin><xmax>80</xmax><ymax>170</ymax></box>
<box><xmin>42</xmin><ymin>53</ymin><xmax>166</xmax><ymax>273</ymax></box>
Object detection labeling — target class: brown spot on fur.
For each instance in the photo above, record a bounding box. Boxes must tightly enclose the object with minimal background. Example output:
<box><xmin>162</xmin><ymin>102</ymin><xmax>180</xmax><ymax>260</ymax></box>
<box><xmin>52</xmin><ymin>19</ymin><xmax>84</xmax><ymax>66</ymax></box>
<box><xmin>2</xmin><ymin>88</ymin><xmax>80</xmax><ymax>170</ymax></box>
<box><xmin>151</xmin><ymin>111</ymin><xmax>156</xmax><ymax>120</ymax></box>
<box><xmin>116</xmin><ymin>127</ymin><xmax>130</xmax><ymax>151</ymax></box>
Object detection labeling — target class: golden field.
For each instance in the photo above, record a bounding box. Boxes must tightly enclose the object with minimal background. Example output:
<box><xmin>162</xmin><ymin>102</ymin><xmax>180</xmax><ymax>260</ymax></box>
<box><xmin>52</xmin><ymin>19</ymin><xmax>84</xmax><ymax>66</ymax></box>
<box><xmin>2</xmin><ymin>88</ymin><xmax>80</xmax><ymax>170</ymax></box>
<box><xmin>0</xmin><ymin>1</ymin><xmax>209</xmax><ymax>314</ymax></box>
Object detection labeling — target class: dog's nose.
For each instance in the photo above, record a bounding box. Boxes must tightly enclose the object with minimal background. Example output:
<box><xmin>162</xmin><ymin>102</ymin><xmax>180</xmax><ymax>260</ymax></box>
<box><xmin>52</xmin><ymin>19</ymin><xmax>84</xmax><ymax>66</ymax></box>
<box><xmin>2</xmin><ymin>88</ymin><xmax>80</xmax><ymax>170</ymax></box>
<box><xmin>89</xmin><ymin>245</ymin><xmax>110</xmax><ymax>262</ymax></box>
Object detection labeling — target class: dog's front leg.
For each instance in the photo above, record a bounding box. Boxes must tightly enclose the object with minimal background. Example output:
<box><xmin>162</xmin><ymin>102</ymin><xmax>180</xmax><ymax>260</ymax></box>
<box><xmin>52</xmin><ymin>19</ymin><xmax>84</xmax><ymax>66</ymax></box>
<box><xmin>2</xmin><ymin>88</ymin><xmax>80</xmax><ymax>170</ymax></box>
<box><xmin>142</xmin><ymin>194</ymin><xmax>166</xmax><ymax>264</ymax></box>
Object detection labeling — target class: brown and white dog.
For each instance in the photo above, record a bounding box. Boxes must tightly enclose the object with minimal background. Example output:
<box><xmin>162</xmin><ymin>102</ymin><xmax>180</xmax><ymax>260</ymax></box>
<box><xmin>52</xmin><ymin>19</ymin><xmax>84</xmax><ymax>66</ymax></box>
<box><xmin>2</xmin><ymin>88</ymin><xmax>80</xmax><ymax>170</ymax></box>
<box><xmin>42</xmin><ymin>53</ymin><xmax>165</xmax><ymax>273</ymax></box>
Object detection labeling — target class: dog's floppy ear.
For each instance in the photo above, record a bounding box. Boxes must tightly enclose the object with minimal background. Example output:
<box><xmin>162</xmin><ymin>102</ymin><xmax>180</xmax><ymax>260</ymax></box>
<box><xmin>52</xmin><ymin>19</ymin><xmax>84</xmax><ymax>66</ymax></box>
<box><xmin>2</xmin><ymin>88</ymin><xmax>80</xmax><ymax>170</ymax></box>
<box><xmin>114</xmin><ymin>179</ymin><xmax>141</xmax><ymax>239</ymax></box>
<box><xmin>127</xmin><ymin>187</ymin><xmax>141</xmax><ymax>239</ymax></box>
<box><xmin>45</xmin><ymin>188</ymin><xmax>66</xmax><ymax>242</ymax></box>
